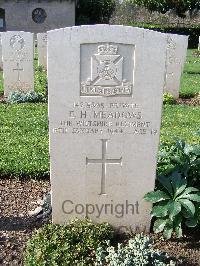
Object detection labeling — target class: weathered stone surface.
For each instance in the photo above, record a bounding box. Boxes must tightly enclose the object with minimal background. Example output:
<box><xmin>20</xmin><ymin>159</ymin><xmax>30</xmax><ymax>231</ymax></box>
<box><xmin>37</xmin><ymin>32</ymin><xmax>47</xmax><ymax>68</ymax></box>
<box><xmin>0</xmin><ymin>33</ymin><xmax>3</xmax><ymax>70</ymax></box>
<box><xmin>2</xmin><ymin>31</ymin><xmax>34</xmax><ymax>96</ymax></box>
<box><xmin>165</xmin><ymin>34</ymin><xmax>188</xmax><ymax>98</ymax></box>
<box><xmin>48</xmin><ymin>25</ymin><xmax>167</xmax><ymax>232</ymax></box>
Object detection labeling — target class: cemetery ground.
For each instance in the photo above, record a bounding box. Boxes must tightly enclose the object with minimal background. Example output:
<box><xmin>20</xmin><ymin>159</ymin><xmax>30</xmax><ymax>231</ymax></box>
<box><xmin>0</xmin><ymin>50</ymin><xmax>199</xmax><ymax>265</ymax></box>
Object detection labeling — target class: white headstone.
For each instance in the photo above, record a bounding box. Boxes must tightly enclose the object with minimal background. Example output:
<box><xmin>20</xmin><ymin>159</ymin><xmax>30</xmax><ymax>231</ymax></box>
<box><xmin>0</xmin><ymin>33</ymin><xmax>3</xmax><ymax>70</ymax></box>
<box><xmin>48</xmin><ymin>25</ymin><xmax>167</xmax><ymax>232</ymax></box>
<box><xmin>37</xmin><ymin>33</ymin><xmax>47</xmax><ymax>69</ymax></box>
<box><xmin>198</xmin><ymin>36</ymin><xmax>200</xmax><ymax>51</ymax></box>
<box><xmin>165</xmin><ymin>34</ymin><xmax>188</xmax><ymax>99</ymax></box>
<box><xmin>2</xmin><ymin>31</ymin><xmax>34</xmax><ymax>97</ymax></box>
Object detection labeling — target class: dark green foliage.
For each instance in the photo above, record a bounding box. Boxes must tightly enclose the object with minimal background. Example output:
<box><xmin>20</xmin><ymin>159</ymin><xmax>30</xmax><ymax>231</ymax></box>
<box><xmin>145</xmin><ymin>140</ymin><xmax>200</xmax><ymax>239</ymax></box>
<box><xmin>158</xmin><ymin>140</ymin><xmax>200</xmax><ymax>187</ymax></box>
<box><xmin>24</xmin><ymin>219</ymin><xmax>114</xmax><ymax>266</ymax></box>
<box><xmin>126</xmin><ymin>23</ymin><xmax>200</xmax><ymax>49</ymax></box>
<box><xmin>126</xmin><ymin>0</ymin><xmax>200</xmax><ymax>18</ymax></box>
<box><xmin>76</xmin><ymin>0</ymin><xmax>116</xmax><ymax>25</ymax></box>
<box><xmin>144</xmin><ymin>174</ymin><xmax>200</xmax><ymax>239</ymax></box>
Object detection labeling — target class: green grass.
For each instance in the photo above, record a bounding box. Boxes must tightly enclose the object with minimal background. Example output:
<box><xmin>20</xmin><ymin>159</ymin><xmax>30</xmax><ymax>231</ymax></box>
<box><xmin>0</xmin><ymin>103</ymin><xmax>49</xmax><ymax>178</ymax></box>
<box><xmin>180</xmin><ymin>49</ymin><xmax>200</xmax><ymax>97</ymax></box>
<box><xmin>161</xmin><ymin>105</ymin><xmax>200</xmax><ymax>144</ymax></box>
<box><xmin>183</xmin><ymin>49</ymin><xmax>200</xmax><ymax>74</ymax></box>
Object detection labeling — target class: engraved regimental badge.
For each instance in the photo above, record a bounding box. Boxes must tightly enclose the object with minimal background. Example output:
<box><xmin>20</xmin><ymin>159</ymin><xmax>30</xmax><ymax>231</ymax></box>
<box><xmin>10</xmin><ymin>35</ymin><xmax>25</xmax><ymax>51</ymax></box>
<box><xmin>81</xmin><ymin>43</ymin><xmax>133</xmax><ymax>97</ymax></box>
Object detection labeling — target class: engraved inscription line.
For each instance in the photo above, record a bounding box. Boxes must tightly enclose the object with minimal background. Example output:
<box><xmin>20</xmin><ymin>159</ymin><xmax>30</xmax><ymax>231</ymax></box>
<box><xmin>86</xmin><ymin>139</ymin><xmax>122</xmax><ymax>195</ymax></box>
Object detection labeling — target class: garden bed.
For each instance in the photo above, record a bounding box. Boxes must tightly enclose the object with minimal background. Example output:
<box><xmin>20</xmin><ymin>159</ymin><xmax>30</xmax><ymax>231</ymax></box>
<box><xmin>0</xmin><ymin>179</ymin><xmax>50</xmax><ymax>266</ymax></box>
<box><xmin>0</xmin><ymin>179</ymin><xmax>199</xmax><ymax>266</ymax></box>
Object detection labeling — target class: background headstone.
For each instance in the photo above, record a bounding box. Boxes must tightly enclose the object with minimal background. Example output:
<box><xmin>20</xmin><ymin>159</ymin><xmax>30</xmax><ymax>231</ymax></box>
<box><xmin>2</xmin><ymin>31</ymin><xmax>34</xmax><ymax>97</ymax></box>
<box><xmin>0</xmin><ymin>33</ymin><xmax>3</xmax><ymax>70</ymax></box>
<box><xmin>198</xmin><ymin>36</ymin><xmax>200</xmax><ymax>51</ymax></box>
<box><xmin>37</xmin><ymin>33</ymin><xmax>47</xmax><ymax>69</ymax></box>
<box><xmin>48</xmin><ymin>25</ymin><xmax>167</xmax><ymax>232</ymax></box>
<box><xmin>165</xmin><ymin>34</ymin><xmax>188</xmax><ymax>99</ymax></box>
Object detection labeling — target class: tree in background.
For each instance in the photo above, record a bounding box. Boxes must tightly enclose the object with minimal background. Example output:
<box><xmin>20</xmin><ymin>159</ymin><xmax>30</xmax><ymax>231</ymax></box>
<box><xmin>126</xmin><ymin>0</ymin><xmax>200</xmax><ymax>17</ymax></box>
<box><xmin>76</xmin><ymin>0</ymin><xmax>116</xmax><ymax>25</ymax></box>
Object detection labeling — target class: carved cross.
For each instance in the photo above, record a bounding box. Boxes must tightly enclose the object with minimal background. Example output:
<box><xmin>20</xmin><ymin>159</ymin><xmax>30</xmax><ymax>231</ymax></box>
<box><xmin>86</xmin><ymin>139</ymin><xmax>122</xmax><ymax>195</ymax></box>
<box><xmin>13</xmin><ymin>62</ymin><xmax>23</xmax><ymax>81</ymax></box>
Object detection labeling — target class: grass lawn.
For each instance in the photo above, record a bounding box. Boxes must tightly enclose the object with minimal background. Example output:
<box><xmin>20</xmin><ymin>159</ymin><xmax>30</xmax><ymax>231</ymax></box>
<box><xmin>161</xmin><ymin>105</ymin><xmax>200</xmax><ymax>144</ymax></box>
<box><xmin>180</xmin><ymin>49</ymin><xmax>200</xmax><ymax>97</ymax></box>
<box><xmin>0</xmin><ymin>103</ymin><xmax>49</xmax><ymax>178</ymax></box>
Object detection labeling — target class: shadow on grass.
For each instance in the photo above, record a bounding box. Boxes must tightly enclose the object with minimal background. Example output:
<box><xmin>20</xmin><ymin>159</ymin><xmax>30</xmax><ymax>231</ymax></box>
<box><xmin>184</xmin><ymin>71</ymin><xmax>200</xmax><ymax>75</ymax></box>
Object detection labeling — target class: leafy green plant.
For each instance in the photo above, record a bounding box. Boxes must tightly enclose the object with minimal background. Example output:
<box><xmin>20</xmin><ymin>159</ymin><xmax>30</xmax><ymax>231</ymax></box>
<box><xmin>7</xmin><ymin>91</ymin><xmax>46</xmax><ymax>104</ymax></box>
<box><xmin>95</xmin><ymin>234</ymin><xmax>175</xmax><ymax>265</ymax></box>
<box><xmin>163</xmin><ymin>93</ymin><xmax>176</xmax><ymax>105</ymax></box>
<box><xmin>24</xmin><ymin>219</ymin><xmax>114</xmax><ymax>266</ymax></box>
<box><xmin>158</xmin><ymin>140</ymin><xmax>200</xmax><ymax>187</ymax></box>
<box><xmin>144</xmin><ymin>174</ymin><xmax>200</xmax><ymax>239</ymax></box>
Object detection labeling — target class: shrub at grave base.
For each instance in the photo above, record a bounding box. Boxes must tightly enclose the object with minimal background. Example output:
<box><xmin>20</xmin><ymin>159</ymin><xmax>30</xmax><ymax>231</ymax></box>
<box><xmin>95</xmin><ymin>234</ymin><xmax>175</xmax><ymax>265</ymax></box>
<box><xmin>163</xmin><ymin>93</ymin><xmax>176</xmax><ymax>105</ymax></box>
<box><xmin>157</xmin><ymin>140</ymin><xmax>200</xmax><ymax>188</ymax></box>
<box><xmin>24</xmin><ymin>219</ymin><xmax>114</xmax><ymax>266</ymax></box>
<box><xmin>7</xmin><ymin>91</ymin><xmax>46</xmax><ymax>104</ymax></box>
<box><xmin>144</xmin><ymin>174</ymin><xmax>200</xmax><ymax>239</ymax></box>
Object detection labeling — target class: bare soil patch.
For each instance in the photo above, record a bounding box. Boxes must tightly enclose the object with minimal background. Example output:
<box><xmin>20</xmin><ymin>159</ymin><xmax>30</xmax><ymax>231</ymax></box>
<box><xmin>0</xmin><ymin>179</ymin><xmax>50</xmax><ymax>266</ymax></box>
<box><xmin>176</xmin><ymin>94</ymin><xmax>200</xmax><ymax>106</ymax></box>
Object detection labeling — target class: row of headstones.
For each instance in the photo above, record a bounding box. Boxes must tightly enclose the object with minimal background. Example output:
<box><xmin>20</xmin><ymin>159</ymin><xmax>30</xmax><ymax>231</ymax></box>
<box><xmin>0</xmin><ymin>30</ymin><xmax>189</xmax><ymax>98</ymax></box>
<box><xmin>0</xmin><ymin>31</ymin><xmax>47</xmax><ymax>97</ymax></box>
